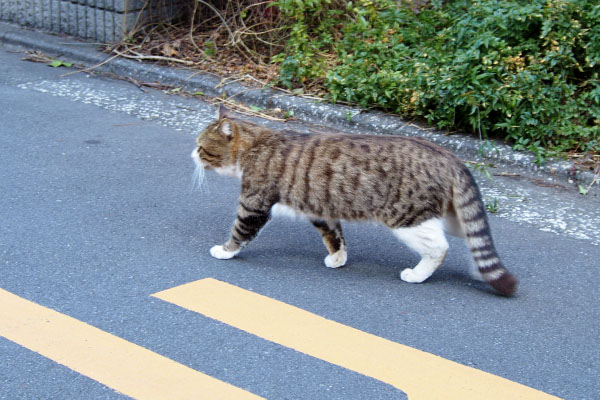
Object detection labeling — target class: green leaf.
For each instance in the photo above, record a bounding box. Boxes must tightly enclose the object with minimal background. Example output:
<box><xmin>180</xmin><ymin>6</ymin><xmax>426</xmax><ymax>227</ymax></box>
<box><xmin>249</xmin><ymin>105</ymin><xmax>263</xmax><ymax>112</ymax></box>
<box><xmin>48</xmin><ymin>59</ymin><xmax>72</xmax><ymax>68</ymax></box>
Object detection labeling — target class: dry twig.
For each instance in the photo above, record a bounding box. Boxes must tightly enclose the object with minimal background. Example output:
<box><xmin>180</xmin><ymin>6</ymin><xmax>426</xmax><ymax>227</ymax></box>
<box><xmin>112</xmin><ymin>48</ymin><xmax>195</xmax><ymax>65</ymax></box>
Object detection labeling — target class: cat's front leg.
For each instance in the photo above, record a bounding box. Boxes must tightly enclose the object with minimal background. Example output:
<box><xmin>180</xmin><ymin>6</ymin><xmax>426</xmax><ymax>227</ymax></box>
<box><xmin>210</xmin><ymin>200</ymin><xmax>271</xmax><ymax>260</ymax></box>
<box><xmin>311</xmin><ymin>219</ymin><xmax>347</xmax><ymax>268</ymax></box>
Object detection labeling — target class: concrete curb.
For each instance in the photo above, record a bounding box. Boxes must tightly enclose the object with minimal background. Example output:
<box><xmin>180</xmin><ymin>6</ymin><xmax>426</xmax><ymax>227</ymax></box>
<box><xmin>1</xmin><ymin>21</ymin><xmax>596</xmax><ymax>193</ymax></box>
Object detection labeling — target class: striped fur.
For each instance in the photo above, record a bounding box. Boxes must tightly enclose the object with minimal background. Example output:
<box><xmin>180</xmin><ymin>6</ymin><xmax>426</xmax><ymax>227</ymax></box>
<box><xmin>193</xmin><ymin>106</ymin><xmax>518</xmax><ymax>296</ymax></box>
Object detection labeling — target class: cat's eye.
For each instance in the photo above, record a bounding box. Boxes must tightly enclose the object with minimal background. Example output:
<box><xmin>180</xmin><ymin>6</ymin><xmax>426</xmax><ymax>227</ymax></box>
<box><xmin>199</xmin><ymin>146</ymin><xmax>219</xmax><ymax>159</ymax></box>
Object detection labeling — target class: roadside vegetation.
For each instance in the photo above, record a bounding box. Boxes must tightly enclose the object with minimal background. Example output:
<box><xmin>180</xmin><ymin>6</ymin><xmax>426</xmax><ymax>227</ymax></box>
<box><xmin>118</xmin><ymin>0</ymin><xmax>600</xmax><ymax>167</ymax></box>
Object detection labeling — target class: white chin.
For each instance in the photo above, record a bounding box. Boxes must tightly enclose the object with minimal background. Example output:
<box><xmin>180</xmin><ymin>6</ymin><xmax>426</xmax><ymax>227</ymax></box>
<box><xmin>214</xmin><ymin>164</ymin><xmax>243</xmax><ymax>179</ymax></box>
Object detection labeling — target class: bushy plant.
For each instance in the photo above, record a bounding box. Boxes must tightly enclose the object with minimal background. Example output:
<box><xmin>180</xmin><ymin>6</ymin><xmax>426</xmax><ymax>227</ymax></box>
<box><xmin>273</xmin><ymin>0</ymin><xmax>350</xmax><ymax>88</ymax></box>
<box><xmin>275</xmin><ymin>0</ymin><xmax>600</xmax><ymax>159</ymax></box>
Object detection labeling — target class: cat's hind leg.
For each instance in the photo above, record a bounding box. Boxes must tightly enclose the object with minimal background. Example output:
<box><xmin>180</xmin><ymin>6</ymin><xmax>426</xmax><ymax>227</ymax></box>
<box><xmin>392</xmin><ymin>218</ymin><xmax>449</xmax><ymax>283</ymax></box>
<box><xmin>311</xmin><ymin>219</ymin><xmax>347</xmax><ymax>268</ymax></box>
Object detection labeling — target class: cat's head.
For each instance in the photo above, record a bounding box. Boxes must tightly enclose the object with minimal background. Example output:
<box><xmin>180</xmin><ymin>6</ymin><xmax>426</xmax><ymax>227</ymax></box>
<box><xmin>192</xmin><ymin>105</ymin><xmax>242</xmax><ymax>178</ymax></box>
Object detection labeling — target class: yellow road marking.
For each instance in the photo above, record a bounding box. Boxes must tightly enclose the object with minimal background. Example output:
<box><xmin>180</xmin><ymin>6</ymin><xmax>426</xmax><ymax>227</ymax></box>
<box><xmin>0</xmin><ymin>288</ymin><xmax>263</xmax><ymax>400</ymax></box>
<box><xmin>153</xmin><ymin>278</ymin><xmax>561</xmax><ymax>400</ymax></box>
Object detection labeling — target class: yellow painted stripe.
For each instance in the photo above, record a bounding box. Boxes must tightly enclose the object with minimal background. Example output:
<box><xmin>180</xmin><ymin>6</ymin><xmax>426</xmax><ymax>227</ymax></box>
<box><xmin>0</xmin><ymin>288</ymin><xmax>263</xmax><ymax>400</ymax></box>
<box><xmin>153</xmin><ymin>278</ymin><xmax>561</xmax><ymax>400</ymax></box>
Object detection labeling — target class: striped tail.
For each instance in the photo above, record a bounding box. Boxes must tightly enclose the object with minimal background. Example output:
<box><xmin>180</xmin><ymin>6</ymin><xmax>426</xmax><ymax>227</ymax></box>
<box><xmin>453</xmin><ymin>169</ymin><xmax>518</xmax><ymax>296</ymax></box>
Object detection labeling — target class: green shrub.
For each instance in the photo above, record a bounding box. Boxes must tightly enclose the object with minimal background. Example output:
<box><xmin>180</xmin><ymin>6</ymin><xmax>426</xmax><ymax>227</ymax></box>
<box><xmin>273</xmin><ymin>0</ymin><xmax>349</xmax><ymax>87</ymax></box>
<box><xmin>274</xmin><ymin>0</ymin><xmax>600</xmax><ymax>159</ymax></box>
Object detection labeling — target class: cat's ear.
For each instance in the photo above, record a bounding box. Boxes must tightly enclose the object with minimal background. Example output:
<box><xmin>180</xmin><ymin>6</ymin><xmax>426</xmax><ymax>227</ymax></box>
<box><xmin>220</xmin><ymin>121</ymin><xmax>233</xmax><ymax>136</ymax></box>
<box><xmin>218</xmin><ymin>104</ymin><xmax>230</xmax><ymax>120</ymax></box>
<box><xmin>217</xmin><ymin>104</ymin><xmax>233</xmax><ymax>137</ymax></box>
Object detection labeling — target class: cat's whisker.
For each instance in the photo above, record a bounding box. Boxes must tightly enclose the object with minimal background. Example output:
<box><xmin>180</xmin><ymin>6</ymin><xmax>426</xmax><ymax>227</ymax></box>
<box><xmin>191</xmin><ymin>163</ymin><xmax>209</xmax><ymax>193</ymax></box>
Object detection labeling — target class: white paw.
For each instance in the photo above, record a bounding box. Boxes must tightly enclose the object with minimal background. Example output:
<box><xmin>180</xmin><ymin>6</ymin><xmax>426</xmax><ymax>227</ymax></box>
<box><xmin>324</xmin><ymin>250</ymin><xmax>347</xmax><ymax>269</ymax></box>
<box><xmin>400</xmin><ymin>268</ymin><xmax>427</xmax><ymax>283</ymax></box>
<box><xmin>210</xmin><ymin>245</ymin><xmax>239</xmax><ymax>260</ymax></box>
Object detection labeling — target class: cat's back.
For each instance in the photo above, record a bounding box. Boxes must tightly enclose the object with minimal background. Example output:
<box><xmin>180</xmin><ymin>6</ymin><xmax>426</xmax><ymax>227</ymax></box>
<box><xmin>244</xmin><ymin>125</ymin><xmax>458</xmax><ymax>166</ymax></box>
<box><xmin>279</xmin><ymin>130</ymin><xmax>458</xmax><ymax>162</ymax></box>
<box><xmin>272</xmin><ymin>131</ymin><xmax>464</xmax><ymax>183</ymax></box>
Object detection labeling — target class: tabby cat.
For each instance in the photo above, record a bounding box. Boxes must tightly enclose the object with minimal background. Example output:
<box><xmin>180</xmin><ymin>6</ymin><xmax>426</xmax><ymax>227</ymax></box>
<box><xmin>192</xmin><ymin>106</ymin><xmax>518</xmax><ymax>296</ymax></box>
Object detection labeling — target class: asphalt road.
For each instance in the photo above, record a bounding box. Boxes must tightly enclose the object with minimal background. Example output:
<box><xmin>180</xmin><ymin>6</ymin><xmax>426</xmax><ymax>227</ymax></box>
<box><xmin>1</xmin><ymin>48</ymin><xmax>599</xmax><ymax>399</ymax></box>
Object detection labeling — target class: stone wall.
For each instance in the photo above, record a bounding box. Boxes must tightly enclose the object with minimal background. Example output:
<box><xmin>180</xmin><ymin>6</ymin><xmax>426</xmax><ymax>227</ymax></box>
<box><xmin>0</xmin><ymin>0</ymin><xmax>183</xmax><ymax>42</ymax></box>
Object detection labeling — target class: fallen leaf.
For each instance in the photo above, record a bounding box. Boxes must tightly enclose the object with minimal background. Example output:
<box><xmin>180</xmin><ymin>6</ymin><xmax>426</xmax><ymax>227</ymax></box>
<box><xmin>161</xmin><ymin>41</ymin><xmax>180</xmax><ymax>57</ymax></box>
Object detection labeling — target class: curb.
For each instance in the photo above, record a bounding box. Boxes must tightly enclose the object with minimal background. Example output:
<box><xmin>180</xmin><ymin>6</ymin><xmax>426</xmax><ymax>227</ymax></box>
<box><xmin>1</xmin><ymin>21</ymin><xmax>596</xmax><ymax>193</ymax></box>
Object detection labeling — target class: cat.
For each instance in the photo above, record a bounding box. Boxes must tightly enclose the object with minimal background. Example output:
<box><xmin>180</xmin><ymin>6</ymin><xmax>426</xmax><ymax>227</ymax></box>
<box><xmin>192</xmin><ymin>105</ymin><xmax>518</xmax><ymax>296</ymax></box>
